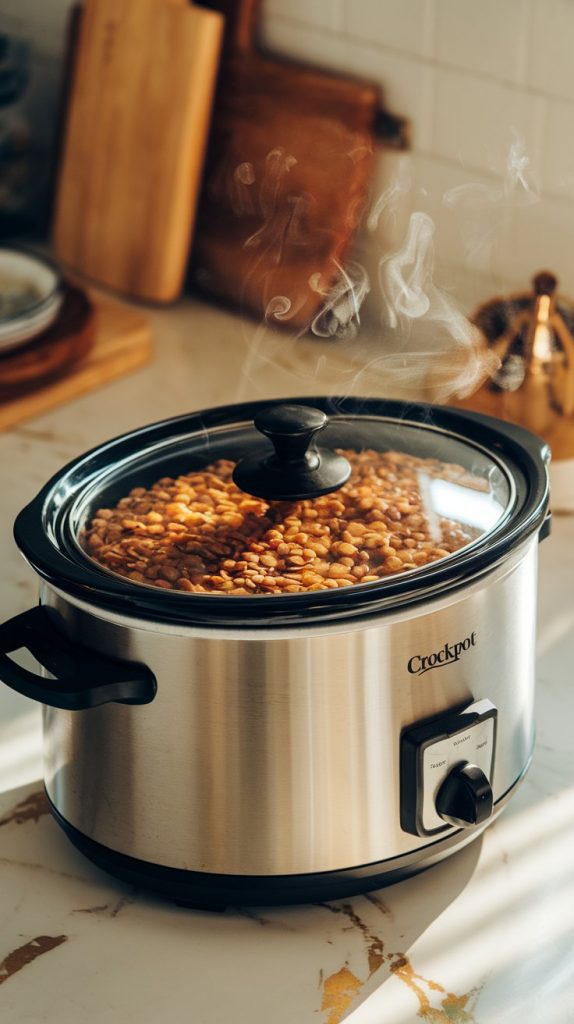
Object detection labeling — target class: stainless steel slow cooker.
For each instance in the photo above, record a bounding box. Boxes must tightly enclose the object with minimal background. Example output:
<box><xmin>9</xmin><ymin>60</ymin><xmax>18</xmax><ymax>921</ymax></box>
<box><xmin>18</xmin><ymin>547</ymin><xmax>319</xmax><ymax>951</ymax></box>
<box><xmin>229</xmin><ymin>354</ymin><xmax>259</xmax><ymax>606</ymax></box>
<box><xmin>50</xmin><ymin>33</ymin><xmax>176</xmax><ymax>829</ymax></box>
<box><xmin>0</xmin><ymin>398</ymin><xmax>550</xmax><ymax>906</ymax></box>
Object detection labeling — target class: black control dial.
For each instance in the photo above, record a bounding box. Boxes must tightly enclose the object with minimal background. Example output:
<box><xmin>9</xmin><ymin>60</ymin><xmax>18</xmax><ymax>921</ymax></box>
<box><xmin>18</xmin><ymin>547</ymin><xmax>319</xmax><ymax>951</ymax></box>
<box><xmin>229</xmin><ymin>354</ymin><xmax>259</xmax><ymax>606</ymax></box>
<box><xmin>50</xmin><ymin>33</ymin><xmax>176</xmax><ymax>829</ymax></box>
<box><xmin>435</xmin><ymin>762</ymin><xmax>493</xmax><ymax>828</ymax></box>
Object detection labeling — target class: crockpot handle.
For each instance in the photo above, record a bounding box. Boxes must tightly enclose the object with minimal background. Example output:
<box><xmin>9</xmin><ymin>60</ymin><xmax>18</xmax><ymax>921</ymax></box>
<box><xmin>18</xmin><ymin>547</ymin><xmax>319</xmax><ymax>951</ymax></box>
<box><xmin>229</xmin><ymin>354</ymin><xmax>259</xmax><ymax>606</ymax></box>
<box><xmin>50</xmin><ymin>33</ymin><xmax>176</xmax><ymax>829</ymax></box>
<box><xmin>0</xmin><ymin>606</ymin><xmax>157</xmax><ymax>710</ymax></box>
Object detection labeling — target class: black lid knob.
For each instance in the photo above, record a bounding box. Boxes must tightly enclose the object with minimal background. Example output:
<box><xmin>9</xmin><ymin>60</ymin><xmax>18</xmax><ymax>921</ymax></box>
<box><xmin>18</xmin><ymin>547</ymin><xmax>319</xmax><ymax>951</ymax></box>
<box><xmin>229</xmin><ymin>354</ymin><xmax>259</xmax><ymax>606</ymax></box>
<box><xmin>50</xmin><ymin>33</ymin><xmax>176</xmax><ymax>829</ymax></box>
<box><xmin>232</xmin><ymin>404</ymin><xmax>351</xmax><ymax>500</ymax></box>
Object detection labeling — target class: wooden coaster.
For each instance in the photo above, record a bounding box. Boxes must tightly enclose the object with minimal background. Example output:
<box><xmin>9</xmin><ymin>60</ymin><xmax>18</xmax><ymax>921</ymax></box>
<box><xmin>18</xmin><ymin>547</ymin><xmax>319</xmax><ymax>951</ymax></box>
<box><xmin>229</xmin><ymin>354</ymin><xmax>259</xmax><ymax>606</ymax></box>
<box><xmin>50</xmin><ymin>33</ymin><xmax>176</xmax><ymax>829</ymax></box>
<box><xmin>0</xmin><ymin>286</ymin><xmax>95</xmax><ymax>399</ymax></box>
<box><xmin>0</xmin><ymin>290</ymin><xmax>152</xmax><ymax>431</ymax></box>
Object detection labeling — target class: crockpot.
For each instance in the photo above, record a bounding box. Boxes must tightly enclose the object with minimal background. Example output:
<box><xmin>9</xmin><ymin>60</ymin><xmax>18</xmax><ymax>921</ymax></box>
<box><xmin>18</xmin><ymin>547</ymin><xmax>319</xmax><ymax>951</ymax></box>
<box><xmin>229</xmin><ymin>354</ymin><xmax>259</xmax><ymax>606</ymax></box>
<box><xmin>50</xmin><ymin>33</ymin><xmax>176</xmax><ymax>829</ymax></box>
<box><xmin>0</xmin><ymin>398</ymin><xmax>550</xmax><ymax>906</ymax></box>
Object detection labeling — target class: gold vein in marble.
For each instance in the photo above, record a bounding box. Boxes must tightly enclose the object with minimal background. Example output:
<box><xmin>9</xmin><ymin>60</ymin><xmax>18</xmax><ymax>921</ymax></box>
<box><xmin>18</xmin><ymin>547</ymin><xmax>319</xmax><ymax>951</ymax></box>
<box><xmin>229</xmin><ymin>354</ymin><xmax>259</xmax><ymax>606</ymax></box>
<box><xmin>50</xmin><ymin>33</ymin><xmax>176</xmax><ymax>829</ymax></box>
<box><xmin>321</xmin><ymin>965</ymin><xmax>363</xmax><ymax>1024</ymax></box>
<box><xmin>0</xmin><ymin>790</ymin><xmax>49</xmax><ymax>828</ymax></box>
<box><xmin>319</xmin><ymin>902</ymin><xmax>385</xmax><ymax>976</ymax></box>
<box><xmin>72</xmin><ymin>889</ymin><xmax>137</xmax><ymax>919</ymax></box>
<box><xmin>364</xmin><ymin>891</ymin><xmax>395</xmax><ymax>921</ymax></box>
<box><xmin>0</xmin><ymin>935</ymin><xmax>67</xmax><ymax>985</ymax></box>
<box><xmin>318</xmin><ymin>900</ymin><xmax>481</xmax><ymax>1024</ymax></box>
<box><xmin>389</xmin><ymin>954</ymin><xmax>481</xmax><ymax>1023</ymax></box>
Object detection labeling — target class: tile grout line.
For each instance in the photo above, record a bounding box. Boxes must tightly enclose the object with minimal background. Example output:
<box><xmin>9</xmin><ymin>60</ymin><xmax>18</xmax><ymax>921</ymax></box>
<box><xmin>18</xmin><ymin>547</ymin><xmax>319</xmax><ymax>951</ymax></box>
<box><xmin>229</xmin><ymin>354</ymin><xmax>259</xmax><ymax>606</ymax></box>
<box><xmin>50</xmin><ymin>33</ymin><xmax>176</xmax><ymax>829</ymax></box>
<box><xmin>263</xmin><ymin>10</ymin><xmax>574</xmax><ymax>105</ymax></box>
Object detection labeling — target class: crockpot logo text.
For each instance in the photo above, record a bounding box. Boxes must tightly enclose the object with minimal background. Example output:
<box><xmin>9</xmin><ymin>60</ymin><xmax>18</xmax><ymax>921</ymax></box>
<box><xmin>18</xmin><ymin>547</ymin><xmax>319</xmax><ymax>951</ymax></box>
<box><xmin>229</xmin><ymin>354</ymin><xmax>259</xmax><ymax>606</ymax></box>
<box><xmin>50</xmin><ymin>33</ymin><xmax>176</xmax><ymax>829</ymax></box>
<box><xmin>407</xmin><ymin>633</ymin><xmax>477</xmax><ymax>676</ymax></box>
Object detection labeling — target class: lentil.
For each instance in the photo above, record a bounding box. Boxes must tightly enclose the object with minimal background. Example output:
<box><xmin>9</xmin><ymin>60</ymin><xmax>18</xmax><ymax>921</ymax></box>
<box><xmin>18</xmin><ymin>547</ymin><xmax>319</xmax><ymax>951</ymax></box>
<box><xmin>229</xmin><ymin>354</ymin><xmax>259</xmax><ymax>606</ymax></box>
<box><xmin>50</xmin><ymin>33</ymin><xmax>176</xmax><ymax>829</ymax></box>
<box><xmin>81</xmin><ymin>450</ymin><xmax>482</xmax><ymax>596</ymax></box>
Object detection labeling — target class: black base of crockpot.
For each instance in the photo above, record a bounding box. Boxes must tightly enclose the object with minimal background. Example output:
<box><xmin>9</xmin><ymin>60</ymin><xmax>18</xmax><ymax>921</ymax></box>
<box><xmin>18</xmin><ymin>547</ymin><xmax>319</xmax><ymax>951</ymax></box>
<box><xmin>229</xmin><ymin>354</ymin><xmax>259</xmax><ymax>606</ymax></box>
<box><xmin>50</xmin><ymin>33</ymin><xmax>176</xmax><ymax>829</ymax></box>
<box><xmin>48</xmin><ymin>795</ymin><xmax>438</xmax><ymax>908</ymax></box>
<box><xmin>46</xmin><ymin>758</ymin><xmax>528</xmax><ymax>908</ymax></box>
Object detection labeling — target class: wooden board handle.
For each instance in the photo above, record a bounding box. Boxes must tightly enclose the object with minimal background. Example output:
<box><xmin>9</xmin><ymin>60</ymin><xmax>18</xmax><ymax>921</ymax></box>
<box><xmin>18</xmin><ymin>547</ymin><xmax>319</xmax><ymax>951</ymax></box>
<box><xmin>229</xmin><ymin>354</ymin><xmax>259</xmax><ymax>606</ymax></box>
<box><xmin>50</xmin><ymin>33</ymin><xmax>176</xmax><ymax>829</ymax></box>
<box><xmin>197</xmin><ymin>0</ymin><xmax>261</xmax><ymax>54</ymax></box>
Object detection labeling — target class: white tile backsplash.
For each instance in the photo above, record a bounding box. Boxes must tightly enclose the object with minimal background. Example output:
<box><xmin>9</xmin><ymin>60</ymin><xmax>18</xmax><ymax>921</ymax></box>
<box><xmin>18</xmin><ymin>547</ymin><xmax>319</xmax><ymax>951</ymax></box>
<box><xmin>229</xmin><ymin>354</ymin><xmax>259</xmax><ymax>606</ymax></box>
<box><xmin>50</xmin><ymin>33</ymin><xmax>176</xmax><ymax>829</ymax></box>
<box><xmin>342</xmin><ymin>0</ymin><xmax>433</xmax><ymax>58</ymax></box>
<box><xmin>358</xmin><ymin>151</ymin><xmax>519</xmax><ymax>296</ymax></box>
<box><xmin>8</xmin><ymin>0</ymin><xmax>574</xmax><ymax>290</ymax></box>
<box><xmin>541</xmin><ymin>97</ymin><xmax>574</xmax><ymax>201</ymax></box>
<box><xmin>352</xmin><ymin>150</ymin><xmax>504</xmax><ymax>321</ymax></box>
<box><xmin>495</xmin><ymin>192</ymin><xmax>574</xmax><ymax>294</ymax></box>
<box><xmin>528</xmin><ymin>0</ymin><xmax>574</xmax><ymax>101</ymax></box>
<box><xmin>434</xmin><ymin>0</ymin><xmax>531</xmax><ymax>84</ymax></box>
<box><xmin>410</xmin><ymin>153</ymin><xmax>510</xmax><ymax>279</ymax></box>
<box><xmin>262</xmin><ymin>16</ymin><xmax>431</xmax><ymax>135</ymax></box>
<box><xmin>261</xmin><ymin>0</ymin><xmax>574</xmax><ymax>292</ymax></box>
<box><xmin>264</xmin><ymin>0</ymin><xmax>342</xmax><ymax>33</ymax></box>
<box><xmin>431</xmin><ymin>68</ymin><xmax>541</xmax><ymax>176</ymax></box>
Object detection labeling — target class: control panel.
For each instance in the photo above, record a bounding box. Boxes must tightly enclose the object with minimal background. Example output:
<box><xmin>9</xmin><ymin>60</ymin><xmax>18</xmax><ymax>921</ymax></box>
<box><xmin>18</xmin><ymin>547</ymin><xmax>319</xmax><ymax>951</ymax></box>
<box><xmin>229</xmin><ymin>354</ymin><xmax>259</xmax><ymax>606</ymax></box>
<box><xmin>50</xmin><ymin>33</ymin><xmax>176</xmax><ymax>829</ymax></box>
<box><xmin>400</xmin><ymin>699</ymin><xmax>497</xmax><ymax>837</ymax></box>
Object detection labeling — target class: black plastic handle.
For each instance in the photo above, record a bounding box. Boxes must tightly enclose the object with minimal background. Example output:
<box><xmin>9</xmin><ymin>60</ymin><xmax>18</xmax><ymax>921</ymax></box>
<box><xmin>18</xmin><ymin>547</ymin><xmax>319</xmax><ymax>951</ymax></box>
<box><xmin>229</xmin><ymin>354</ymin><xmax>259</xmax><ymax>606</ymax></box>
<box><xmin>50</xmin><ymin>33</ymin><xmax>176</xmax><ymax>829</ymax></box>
<box><xmin>0</xmin><ymin>606</ymin><xmax>157</xmax><ymax>710</ymax></box>
<box><xmin>539</xmin><ymin>509</ymin><xmax>552</xmax><ymax>542</ymax></box>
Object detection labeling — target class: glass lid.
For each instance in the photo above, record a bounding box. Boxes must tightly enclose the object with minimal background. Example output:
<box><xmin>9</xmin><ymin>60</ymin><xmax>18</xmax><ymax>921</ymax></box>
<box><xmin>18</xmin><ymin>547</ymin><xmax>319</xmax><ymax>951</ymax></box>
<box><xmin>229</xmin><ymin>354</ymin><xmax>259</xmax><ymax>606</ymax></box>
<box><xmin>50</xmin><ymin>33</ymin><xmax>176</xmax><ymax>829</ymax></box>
<box><xmin>71</xmin><ymin>401</ymin><xmax>514</xmax><ymax>599</ymax></box>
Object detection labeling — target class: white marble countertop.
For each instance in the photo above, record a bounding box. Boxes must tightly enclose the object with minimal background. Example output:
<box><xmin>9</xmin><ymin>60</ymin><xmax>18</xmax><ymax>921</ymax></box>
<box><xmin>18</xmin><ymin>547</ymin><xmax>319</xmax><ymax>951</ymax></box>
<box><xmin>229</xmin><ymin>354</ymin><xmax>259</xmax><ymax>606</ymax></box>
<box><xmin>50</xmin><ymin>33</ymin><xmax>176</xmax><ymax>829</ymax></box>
<box><xmin>0</xmin><ymin>295</ymin><xmax>573</xmax><ymax>1024</ymax></box>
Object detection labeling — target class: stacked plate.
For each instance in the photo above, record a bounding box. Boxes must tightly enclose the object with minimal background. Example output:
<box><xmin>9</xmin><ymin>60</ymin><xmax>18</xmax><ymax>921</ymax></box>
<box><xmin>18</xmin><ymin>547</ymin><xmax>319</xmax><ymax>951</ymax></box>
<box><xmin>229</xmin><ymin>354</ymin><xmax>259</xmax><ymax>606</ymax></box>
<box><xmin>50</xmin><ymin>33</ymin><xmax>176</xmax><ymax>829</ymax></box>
<box><xmin>0</xmin><ymin>249</ymin><xmax>63</xmax><ymax>354</ymax></box>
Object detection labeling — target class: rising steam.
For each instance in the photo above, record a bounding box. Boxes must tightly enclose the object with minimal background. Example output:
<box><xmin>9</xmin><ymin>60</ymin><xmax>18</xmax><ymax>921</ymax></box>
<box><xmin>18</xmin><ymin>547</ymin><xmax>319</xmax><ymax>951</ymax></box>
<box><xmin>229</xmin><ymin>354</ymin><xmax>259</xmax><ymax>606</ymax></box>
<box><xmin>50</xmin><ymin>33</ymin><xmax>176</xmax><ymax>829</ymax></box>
<box><xmin>376</xmin><ymin>210</ymin><xmax>498</xmax><ymax>398</ymax></box>
<box><xmin>442</xmin><ymin>131</ymin><xmax>539</xmax><ymax>267</ymax></box>
<box><xmin>231</xmin><ymin>161</ymin><xmax>256</xmax><ymax>216</ymax></box>
<box><xmin>367</xmin><ymin>154</ymin><xmax>413</xmax><ymax>234</ymax></box>
<box><xmin>232</xmin><ymin>136</ymin><xmax>545</xmax><ymax>401</ymax></box>
<box><xmin>444</xmin><ymin>130</ymin><xmax>539</xmax><ymax>210</ymax></box>
<box><xmin>309</xmin><ymin>260</ymin><xmax>370</xmax><ymax>339</ymax></box>
<box><xmin>244</xmin><ymin>148</ymin><xmax>312</xmax><ymax>266</ymax></box>
<box><xmin>378</xmin><ymin>211</ymin><xmax>435</xmax><ymax>326</ymax></box>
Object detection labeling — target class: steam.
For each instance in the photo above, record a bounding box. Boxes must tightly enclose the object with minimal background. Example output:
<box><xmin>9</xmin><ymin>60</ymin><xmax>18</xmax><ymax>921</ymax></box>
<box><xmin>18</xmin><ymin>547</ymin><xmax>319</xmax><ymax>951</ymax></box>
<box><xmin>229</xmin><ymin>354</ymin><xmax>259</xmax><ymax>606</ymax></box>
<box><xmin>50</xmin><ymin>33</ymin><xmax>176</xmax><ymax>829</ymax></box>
<box><xmin>376</xmin><ymin>210</ymin><xmax>498</xmax><ymax>398</ymax></box>
<box><xmin>443</xmin><ymin>130</ymin><xmax>539</xmax><ymax>210</ymax></box>
<box><xmin>264</xmin><ymin>295</ymin><xmax>293</xmax><ymax>322</ymax></box>
<box><xmin>349</xmin><ymin>133</ymin><xmax>541</xmax><ymax>402</ymax></box>
<box><xmin>233</xmin><ymin>146</ymin><xmax>370</xmax><ymax>338</ymax></box>
<box><xmin>257</xmin><ymin>259</ymin><xmax>370</xmax><ymax>340</ymax></box>
<box><xmin>232</xmin><ymin>135</ymin><xmax>544</xmax><ymax>403</ymax></box>
<box><xmin>260</xmin><ymin>260</ymin><xmax>370</xmax><ymax>340</ymax></box>
<box><xmin>442</xmin><ymin>131</ymin><xmax>539</xmax><ymax>268</ymax></box>
<box><xmin>368</xmin><ymin>138</ymin><xmax>541</xmax><ymax>397</ymax></box>
<box><xmin>367</xmin><ymin>155</ymin><xmax>414</xmax><ymax>233</ymax></box>
<box><xmin>231</xmin><ymin>161</ymin><xmax>256</xmax><ymax>216</ymax></box>
<box><xmin>378</xmin><ymin>212</ymin><xmax>435</xmax><ymax>326</ymax></box>
<box><xmin>244</xmin><ymin>148</ymin><xmax>310</xmax><ymax>264</ymax></box>
<box><xmin>505</xmin><ymin>131</ymin><xmax>539</xmax><ymax>201</ymax></box>
<box><xmin>309</xmin><ymin>260</ymin><xmax>370</xmax><ymax>339</ymax></box>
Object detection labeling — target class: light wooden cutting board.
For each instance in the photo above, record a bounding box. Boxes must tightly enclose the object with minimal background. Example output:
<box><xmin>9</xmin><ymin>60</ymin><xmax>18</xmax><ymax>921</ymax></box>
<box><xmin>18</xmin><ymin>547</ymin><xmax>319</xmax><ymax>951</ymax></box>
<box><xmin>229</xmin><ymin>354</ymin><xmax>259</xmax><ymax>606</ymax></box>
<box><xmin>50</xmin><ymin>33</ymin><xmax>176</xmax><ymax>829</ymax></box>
<box><xmin>53</xmin><ymin>0</ymin><xmax>223</xmax><ymax>303</ymax></box>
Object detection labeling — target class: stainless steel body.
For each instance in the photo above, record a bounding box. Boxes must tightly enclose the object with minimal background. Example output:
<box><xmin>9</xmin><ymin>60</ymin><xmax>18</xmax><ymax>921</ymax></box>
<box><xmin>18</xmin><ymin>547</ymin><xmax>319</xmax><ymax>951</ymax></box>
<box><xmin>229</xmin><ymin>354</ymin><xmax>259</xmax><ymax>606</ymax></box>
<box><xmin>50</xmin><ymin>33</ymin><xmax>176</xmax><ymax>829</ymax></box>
<box><xmin>42</xmin><ymin>535</ymin><xmax>538</xmax><ymax>878</ymax></box>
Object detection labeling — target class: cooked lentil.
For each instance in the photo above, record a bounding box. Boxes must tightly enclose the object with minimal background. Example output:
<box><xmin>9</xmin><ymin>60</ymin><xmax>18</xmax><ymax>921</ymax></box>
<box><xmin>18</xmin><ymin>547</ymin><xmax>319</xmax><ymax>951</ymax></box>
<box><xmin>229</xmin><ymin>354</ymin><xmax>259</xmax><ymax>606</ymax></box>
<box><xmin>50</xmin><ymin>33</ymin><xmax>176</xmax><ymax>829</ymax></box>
<box><xmin>81</xmin><ymin>450</ymin><xmax>483</xmax><ymax>595</ymax></box>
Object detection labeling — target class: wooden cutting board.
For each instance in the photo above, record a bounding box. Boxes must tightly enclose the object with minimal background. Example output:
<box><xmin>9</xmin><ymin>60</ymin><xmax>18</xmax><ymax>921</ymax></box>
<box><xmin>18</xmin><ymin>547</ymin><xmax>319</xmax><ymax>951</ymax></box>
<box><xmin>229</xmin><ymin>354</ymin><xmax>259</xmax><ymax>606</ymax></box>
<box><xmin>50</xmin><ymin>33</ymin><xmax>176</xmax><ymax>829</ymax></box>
<box><xmin>53</xmin><ymin>0</ymin><xmax>223</xmax><ymax>303</ymax></box>
<box><xmin>191</xmin><ymin>0</ymin><xmax>381</xmax><ymax>330</ymax></box>
<box><xmin>0</xmin><ymin>294</ymin><xmax>152</xmax><ymax>431</ymax></box>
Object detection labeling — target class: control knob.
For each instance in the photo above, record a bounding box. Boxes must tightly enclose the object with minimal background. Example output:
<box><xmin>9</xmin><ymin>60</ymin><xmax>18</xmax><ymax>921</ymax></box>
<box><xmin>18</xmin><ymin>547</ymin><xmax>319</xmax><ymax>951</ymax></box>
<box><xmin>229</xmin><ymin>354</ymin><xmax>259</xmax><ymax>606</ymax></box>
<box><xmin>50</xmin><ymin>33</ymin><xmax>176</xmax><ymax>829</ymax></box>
<box><xmin>435</xmin><ymin>762</ymin><xmax>493</xmax><ymax>828</ymax></box>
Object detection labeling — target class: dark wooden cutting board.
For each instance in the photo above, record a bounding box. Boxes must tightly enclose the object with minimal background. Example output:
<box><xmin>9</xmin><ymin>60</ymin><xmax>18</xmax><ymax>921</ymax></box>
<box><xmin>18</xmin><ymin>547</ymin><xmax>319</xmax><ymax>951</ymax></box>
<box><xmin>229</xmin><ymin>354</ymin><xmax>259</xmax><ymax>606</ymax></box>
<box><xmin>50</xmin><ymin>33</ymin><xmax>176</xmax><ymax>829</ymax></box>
<box><xmin>191</xmin><ymin>0</ymin><xmax>382</xmax><ymax>330</ymax></box>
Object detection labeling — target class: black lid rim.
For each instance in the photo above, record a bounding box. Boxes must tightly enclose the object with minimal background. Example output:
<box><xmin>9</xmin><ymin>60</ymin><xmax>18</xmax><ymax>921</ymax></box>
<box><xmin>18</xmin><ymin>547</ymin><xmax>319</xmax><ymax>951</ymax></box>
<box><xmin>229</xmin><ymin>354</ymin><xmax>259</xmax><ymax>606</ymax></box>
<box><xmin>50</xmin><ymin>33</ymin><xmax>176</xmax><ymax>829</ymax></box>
<box><xmin>14</xmin><ymin>397</ymin><xmax>550</xmax><ymax>628</ymax></box>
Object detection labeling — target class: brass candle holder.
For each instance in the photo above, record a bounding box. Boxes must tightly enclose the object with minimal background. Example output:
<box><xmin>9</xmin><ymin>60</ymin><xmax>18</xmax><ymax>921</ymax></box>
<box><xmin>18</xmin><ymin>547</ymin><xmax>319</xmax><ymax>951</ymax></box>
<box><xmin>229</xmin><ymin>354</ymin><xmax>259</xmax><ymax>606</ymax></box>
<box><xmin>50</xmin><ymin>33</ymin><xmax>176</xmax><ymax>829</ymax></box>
<box><xmin>457</xmin><ymin>271</ymin><xmax>574</xmax><ymax>464</ymax></box>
